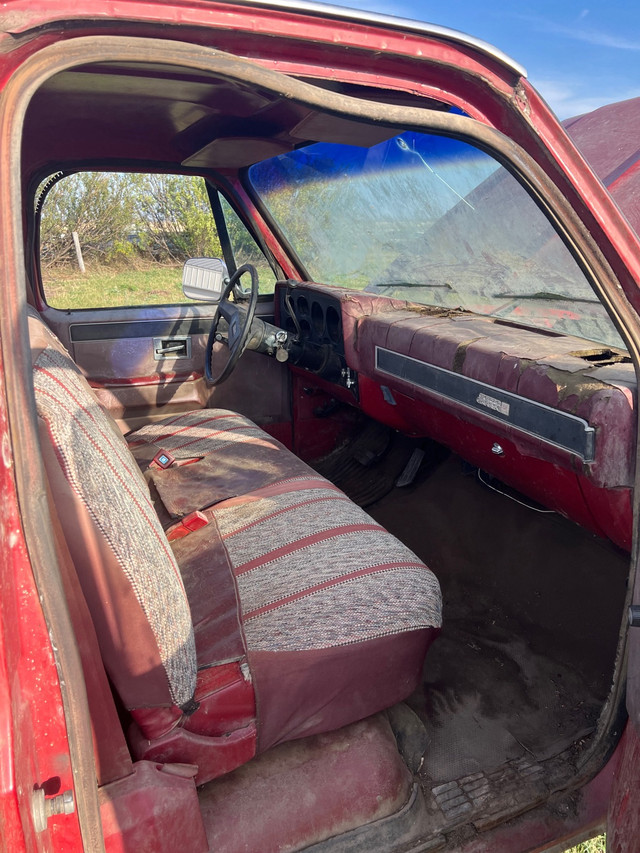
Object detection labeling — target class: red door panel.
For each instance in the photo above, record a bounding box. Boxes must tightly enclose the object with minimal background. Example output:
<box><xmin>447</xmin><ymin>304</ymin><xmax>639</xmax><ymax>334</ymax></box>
<box><xmin>39</xmin><ymin>301</ymin><xmax>292</xmax><ymax>435</ymax></box>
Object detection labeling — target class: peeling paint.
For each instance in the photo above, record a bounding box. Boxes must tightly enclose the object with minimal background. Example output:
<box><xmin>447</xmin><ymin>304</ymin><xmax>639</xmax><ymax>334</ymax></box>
<box><xmin>1</xmin><ymin>430</ymin><xmax>11</xmax><ymax>469</ymax></box>
<box><xmin>513</xmin><ymin>80</ymin><xmax>530</xmax><ymax>116</ymax></box>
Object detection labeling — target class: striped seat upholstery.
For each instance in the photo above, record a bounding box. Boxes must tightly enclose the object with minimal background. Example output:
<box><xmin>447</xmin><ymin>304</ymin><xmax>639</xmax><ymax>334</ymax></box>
<box><xmin>29</xmin><ymin>309</ymin><xmax>442</xmax><ymax>784</ymax></box>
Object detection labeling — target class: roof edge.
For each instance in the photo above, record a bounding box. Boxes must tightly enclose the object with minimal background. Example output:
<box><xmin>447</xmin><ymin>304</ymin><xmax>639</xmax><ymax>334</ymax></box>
<box><xmin>223</xmin><ymin>0</ymin><xmax>527</xmax><ymax>78</ymax></box>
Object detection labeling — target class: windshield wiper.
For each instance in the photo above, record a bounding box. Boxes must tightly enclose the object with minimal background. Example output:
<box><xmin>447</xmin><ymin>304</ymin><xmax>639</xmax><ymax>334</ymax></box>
<box><xmin>371</xmin><ymin>281</ymin><xmax>453</xmax><ymax>290</ymax></box>
<box><xmin>493</xmin><ymin>290</ymin><xmax>601</xmax><ymax>304</ymax></box>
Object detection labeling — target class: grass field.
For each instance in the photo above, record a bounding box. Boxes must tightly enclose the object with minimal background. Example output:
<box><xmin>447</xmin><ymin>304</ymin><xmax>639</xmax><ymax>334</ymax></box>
<box><xmin>43</xmin><ymin>258</ymin><xmax>276</xmax><ymax>309</ymax></box>
<box><xmin>44</xmin><ymin>263</ymin><xmax>186</xmax><ymax>309</ymax></box>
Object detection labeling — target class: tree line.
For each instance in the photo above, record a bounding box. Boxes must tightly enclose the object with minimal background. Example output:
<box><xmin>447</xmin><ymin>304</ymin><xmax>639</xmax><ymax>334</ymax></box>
<box><xmin>39</xmin><ymin>172</ymin><xmax>223</xmax><ymax>269</ymax></box>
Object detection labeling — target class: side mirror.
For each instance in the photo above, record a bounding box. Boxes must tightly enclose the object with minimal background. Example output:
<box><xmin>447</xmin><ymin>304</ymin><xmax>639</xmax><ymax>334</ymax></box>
<box><xmin>182</xmin><ymin>258</ymin><xmax>229</xmax><ymax>302</ymax></box>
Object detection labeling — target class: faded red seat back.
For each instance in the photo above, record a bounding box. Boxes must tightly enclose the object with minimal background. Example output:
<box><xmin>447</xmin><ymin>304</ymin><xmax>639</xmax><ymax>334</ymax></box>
<box><xmin>29</xmin><ymin>309</ymin><xmax>198</xmax><ymax>714</ymax></box>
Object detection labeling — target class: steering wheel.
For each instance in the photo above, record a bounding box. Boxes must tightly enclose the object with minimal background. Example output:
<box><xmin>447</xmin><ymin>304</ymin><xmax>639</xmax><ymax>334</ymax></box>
<box><xmin>205</xmin><ymin>263</ymin><xmax>259</xmax><ymax>385</ymax></box>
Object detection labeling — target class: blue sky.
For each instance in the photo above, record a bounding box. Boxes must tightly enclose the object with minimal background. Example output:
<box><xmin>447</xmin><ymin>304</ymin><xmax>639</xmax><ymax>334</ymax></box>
<box><xmin>323</xmin><ymin>1</ymin><xmax>640</xmax><ymax>119</ymax></box>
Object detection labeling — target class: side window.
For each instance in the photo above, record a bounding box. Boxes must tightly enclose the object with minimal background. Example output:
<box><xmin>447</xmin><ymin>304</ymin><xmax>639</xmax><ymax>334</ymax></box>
<box><xmin>219</xmin><ymin>195</ymin><xmax>278</xmax><ymax>293</ymax></box>
<box><xmin>38</xmin><ymin>172</ymin><xmax>275</xmax><ymax>310</ymax></box>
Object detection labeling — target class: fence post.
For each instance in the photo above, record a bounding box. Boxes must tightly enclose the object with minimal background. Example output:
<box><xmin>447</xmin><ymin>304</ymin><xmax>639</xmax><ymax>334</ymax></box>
<box><xmin>72</xmin><ymin>231</ymin><xmax>86</xmax><ymax>273</ymax></box>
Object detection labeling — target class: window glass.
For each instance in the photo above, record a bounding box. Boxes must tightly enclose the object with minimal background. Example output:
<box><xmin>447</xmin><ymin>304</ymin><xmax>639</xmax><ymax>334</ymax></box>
<box><xmin>39</xmin><ymin>173</ymin><xmax>275</xmax><ymax>309</ymax></box>
<box><xmin>249</xmin><ymin>132</ymin><xmax>625</xmax><ymax>349</ymax></box>
<box><xmin>220</xmin><ymin>196</ymin><xmax>277</xmax><ymax>293</ymax></box>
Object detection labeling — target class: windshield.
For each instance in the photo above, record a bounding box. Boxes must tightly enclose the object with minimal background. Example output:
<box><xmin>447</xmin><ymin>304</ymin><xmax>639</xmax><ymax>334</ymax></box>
<box><xmin>249</xmin><ymin>130</ymin><xmax>625</xmax><ymax>349</ymax></box>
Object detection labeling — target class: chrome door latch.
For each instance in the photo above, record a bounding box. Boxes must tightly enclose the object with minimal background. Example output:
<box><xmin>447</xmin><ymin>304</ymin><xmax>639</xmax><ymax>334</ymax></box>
<box><xmin>32</xmin><ymin>788</ymin><xmax>75</xmax><ymax>832</ymax></box>
<box><xmin>153</xmin><ymin>336</ymin><xmax>192</xmax><ymax>360</ymax></box>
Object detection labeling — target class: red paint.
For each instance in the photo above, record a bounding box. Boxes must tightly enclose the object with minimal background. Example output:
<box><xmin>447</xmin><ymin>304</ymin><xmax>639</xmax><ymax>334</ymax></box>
<box><xmin>0</xmin><ymin>3</ymin><xmax>638</xmax><ymax>851</ymax></box>
<box><xmin>291</xmin><ymin>373</ymin><xmax>362</xmax><ymax>462</ymax></box>
<box><xmin>0</xmin><ymin>358</ymin><xmax>83</xmax><ymax>849</ymax></box>
<box><xmin>608</xmin><ymin>725</ymin><xmax>640</xmax><ymax>852</ymax></box>
<box><xmin>99</xmin><ymin>761</ymin><xmax>208</xmax><ymax>853</ymax></box>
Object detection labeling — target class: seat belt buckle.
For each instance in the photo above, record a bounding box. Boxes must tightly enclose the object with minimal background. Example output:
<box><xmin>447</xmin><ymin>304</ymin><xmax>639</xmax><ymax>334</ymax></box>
<box><xmin>167</xmin><ymin>511</ymin><xmax>209</xmax><ymax>541</ymax></box>
<box><xmin>152</xmin><ymin>449</ymin><xmax>175</xmax><ymax>469</ymax></box>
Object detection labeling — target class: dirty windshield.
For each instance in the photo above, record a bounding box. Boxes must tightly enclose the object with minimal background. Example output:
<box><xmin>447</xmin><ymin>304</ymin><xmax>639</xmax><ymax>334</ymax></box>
<box><xmin>249</xmin><ymin>131</ymin><xmax>625</xmax><ymax>349</ymax></box>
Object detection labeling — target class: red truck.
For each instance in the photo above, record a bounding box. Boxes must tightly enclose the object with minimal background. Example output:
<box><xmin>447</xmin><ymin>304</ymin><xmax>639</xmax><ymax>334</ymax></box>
<box><xmin>0</xmin><ymin>2</ymin><xmax>638</xmax><ymax>851</ymax></box>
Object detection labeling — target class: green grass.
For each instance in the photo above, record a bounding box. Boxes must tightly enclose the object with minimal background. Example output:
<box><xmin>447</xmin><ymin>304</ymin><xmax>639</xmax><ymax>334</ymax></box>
<box><xmin>566</xmin><ymin>835</ymin><xmax>606</xmax><ymax>852</ymax></box>
<box><xmin>44</xmin><ymin>263</ymin><xmax>186</xmax><ymax>310</ymax></box>
<box><xmin>43</xmin><ymin>259</ymin><xmax>276</xmax><ymax>309</ymax></box>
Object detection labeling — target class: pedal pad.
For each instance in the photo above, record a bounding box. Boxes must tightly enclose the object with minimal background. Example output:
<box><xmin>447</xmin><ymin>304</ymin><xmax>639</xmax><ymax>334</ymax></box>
<box><xmin>396</xmin><ymin>448</ymin><xmax>425</xmax><ymax>488</ymax></box>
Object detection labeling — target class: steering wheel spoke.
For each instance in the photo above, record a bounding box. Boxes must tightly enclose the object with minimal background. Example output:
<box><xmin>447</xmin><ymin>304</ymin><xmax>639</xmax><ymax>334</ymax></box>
<box><xmin>205</xmin><ymin>264</ymin><xmax>259</xmax><ymax>385</ymax></box>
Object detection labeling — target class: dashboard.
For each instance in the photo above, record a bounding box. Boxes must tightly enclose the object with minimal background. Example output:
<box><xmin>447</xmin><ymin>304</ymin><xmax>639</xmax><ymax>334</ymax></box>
<box><xmin>276</xmin><ymin>280</ymin><xmax>636</xmax><ymax>551</ymax></box>
<box><xmin>278</xmin><ymin>285</ymin><xmax>358</xmax><ymax>397</ymax></box>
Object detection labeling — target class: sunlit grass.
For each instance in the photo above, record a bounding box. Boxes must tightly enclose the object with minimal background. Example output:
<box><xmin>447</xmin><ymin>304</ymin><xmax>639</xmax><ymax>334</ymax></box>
<box><xmin>44</xmin><ymin>263</ymin><xmax>185</xmax><ymax>310</ymax></box>
<box><xmin>43</xmin><ymin>259</ymin><xmax>275</xmax><ymax>310</ymax></box>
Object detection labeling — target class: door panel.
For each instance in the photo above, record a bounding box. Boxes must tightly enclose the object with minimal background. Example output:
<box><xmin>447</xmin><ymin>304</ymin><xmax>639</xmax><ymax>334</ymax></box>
<box><xmin>40</xmin><ymin>301</ymin><xmax>292</xmax><ymax>434</ymax></box>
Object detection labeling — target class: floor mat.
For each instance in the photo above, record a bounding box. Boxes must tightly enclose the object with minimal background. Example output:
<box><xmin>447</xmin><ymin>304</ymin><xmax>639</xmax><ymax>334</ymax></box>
<box><xmin>367</xmin><ymin>455</ymin><xmax>628</xmax><ymax>788</ymax></box>
<box><xmin>411</xmin><ymin>623</ymin><xmax>600</xmax><ymax>782</ymax></box>
<box><xmin>310</xmin><ymin>421</ymin><xmax>428</xmax><ymax>507</ymax></box>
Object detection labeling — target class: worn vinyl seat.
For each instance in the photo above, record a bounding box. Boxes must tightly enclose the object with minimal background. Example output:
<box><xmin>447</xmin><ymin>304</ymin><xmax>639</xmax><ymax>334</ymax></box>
<box><xmin>29</xmin><ymin>309</ymin><xmax>442</xmax><ymax>785</ymax></box>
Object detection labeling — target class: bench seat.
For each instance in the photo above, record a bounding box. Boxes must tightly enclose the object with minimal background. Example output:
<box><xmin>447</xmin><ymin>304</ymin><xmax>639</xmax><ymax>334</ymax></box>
<box><xmin>29</xmin><ymin>309</ymin><xmax>442</xmax><ymax>784</ymax></box>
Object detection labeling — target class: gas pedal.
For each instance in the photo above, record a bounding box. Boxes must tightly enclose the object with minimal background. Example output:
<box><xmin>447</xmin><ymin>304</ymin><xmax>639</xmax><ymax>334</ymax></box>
<box><xmin>396</xmin><ymin>447</ymin><xmax>425</xmax><ymax>487</ymax></box>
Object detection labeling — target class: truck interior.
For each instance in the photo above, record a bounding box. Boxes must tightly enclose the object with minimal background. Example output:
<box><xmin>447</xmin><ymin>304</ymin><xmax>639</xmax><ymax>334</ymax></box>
<box><xmin>6</xmin><ymin>28</ymin><xmax>635</xmax><ymax>853</ymax></box>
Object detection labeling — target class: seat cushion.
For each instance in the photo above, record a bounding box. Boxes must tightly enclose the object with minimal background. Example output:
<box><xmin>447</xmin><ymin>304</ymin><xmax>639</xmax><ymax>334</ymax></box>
<box><xmin>208</xmin><ymin>478</ymin><xmax>441</xmax><ymax>750</ymax></box>
<box><xmin>131</xmin><ymin>421</ymin><xmax>442</xmax><ymax>755</ymax></box>
<box><xmin>30</xmin><ymin>332</ymin><xmax>197</xmax><ymax>710</ymax></box>
<box><xmin>128</xmin><ymin>410</ymin><xmax>315</xmax><ymax>522</ymax></box>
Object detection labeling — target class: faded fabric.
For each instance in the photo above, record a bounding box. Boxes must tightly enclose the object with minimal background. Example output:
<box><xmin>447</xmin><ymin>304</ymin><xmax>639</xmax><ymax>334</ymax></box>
<box><xmin>214</xmin><ymin>484</ymin><xmax>442</xmax><ymax>652</ymax></box>
<box><xmin>210</xmin><ymin>479</ymin><xmax>442</xmax><ymax>751</ymax></box>
<box><xmin>129</xmin><ymin>410</ymin><xmax>316</xmax><ymax>518</ymax></box>
<box><xmin>33</xmin><ymin>346</ymin><xmax>197</xmax><ymax>707</ymax></box>
<box><xmin>128</xmin><ymin>410</ymin><xmax>272</xmax><ymax>459</ymax></box>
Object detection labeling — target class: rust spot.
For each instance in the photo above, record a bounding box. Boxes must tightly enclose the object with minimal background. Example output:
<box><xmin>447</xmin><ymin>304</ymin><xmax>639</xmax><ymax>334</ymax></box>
<box><xmin>513</xmin><ymin>81</ymin><xmax>531</xmax><ymax>116</ymax></box>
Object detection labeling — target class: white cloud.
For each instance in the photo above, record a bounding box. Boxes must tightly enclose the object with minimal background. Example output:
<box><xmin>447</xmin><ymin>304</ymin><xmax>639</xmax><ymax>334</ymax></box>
<box><xmin>533</xmin><ymin>77</ymin><xmax>640</xmax><ymax>119</ymax></box>
<box><xmin>518</xmin><ymin>15</ymin><xmax>640</xmax><ymax>51</ymax></box>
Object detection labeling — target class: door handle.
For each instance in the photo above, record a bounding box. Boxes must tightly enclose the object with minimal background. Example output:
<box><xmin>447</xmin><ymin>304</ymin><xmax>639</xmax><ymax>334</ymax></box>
<box><xmin>153</xmin><ymin>336</ymin><xmax>192</xmax><ymax>360</ymax></box>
